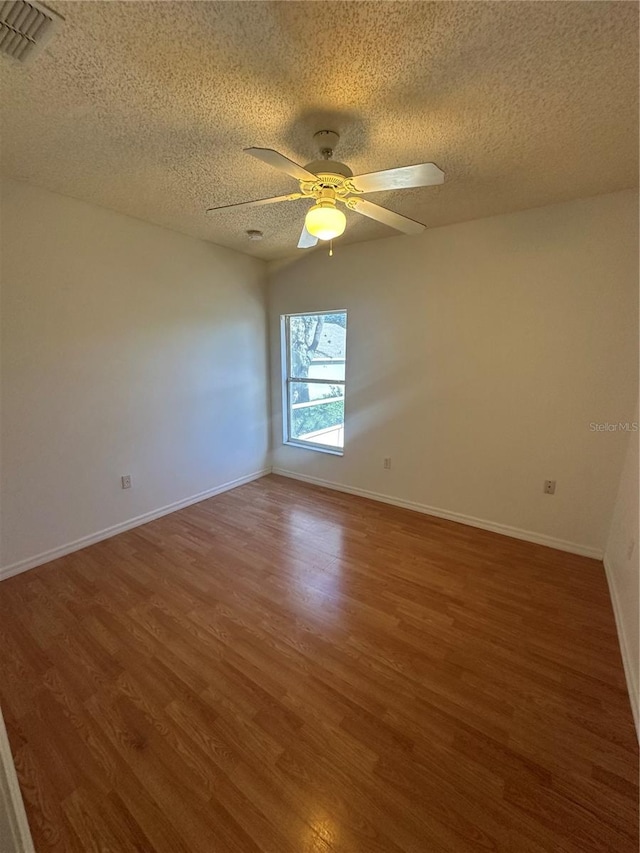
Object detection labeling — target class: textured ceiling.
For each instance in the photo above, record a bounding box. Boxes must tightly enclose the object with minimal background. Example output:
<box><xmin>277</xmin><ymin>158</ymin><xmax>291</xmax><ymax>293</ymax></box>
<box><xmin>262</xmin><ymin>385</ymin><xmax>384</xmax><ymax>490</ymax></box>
<box><xmin>1</xmin><ymin>1</ymin><xmax>638</xmax><ymax>260</ymax></box>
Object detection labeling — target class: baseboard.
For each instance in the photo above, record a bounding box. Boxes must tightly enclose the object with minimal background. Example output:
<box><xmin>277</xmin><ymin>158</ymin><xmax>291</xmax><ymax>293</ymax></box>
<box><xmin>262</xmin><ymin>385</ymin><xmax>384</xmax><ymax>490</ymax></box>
<box><xmin>0</xmin><ymin>469</ymin><xmax>271</xmax><ymax>582</ymax></box>
<box><xmin>271</xmin><ymin>468</ymin><xmax>603</xmax><ymax>559</ymax></box>
<box><xmin>603</xmin><ymin>555</ymin><xmax>639</xmax><ymax>738</ymax></box>
<box><xmin>0</xmin><ymin>707</ymin><xmax>35</xmax><ymax>853</ymax></box>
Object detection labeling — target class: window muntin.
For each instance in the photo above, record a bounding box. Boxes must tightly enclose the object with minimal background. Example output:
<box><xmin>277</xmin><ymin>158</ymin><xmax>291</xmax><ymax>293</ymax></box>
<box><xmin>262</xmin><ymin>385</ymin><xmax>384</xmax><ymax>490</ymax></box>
<box><xmin>282</xmin><ymin>311</ymin><xmax>347</xmax><ymax>453</ymax></box>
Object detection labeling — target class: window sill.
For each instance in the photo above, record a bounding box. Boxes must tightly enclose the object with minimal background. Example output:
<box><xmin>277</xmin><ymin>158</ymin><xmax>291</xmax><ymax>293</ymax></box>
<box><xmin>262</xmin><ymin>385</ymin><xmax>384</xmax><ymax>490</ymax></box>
<box><xmin>283</xmin><ymin>440</ymin><xmax>343</xmax><ymax>457</ymax></box>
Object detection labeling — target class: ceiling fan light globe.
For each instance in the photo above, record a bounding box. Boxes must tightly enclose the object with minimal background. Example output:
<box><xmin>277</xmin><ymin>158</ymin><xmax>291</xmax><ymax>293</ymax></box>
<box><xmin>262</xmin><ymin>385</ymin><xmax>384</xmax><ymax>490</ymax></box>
<box><xmin>305</xmin><ymin>204</ymin><xmax>346</xmax><ymax>241</ymax></box>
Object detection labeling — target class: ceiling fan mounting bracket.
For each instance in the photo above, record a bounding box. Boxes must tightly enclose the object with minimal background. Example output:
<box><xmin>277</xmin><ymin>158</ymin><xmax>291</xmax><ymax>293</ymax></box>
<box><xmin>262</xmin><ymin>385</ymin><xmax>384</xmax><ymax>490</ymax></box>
<box><xmin>313</xmin><ymin>130</ymin><xmax>340</xmax><ymax>159</ymax></box>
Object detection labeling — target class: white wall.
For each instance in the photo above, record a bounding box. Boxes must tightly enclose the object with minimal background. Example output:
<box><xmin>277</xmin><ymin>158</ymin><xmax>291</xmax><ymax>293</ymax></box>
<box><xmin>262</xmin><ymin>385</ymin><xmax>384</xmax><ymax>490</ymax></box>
<box><xmin>604</xmin><ymin>404</ymin><xmax>639</xmax><ymax>733</ymax></box>
<box><xmin>0</xmin><ymin>179</ymin><xmax>269</xmax><ymax>574</ymax></box>
<box><xmin>268</xmin><ymin>190</ymin><xmax>638</xmax><ymax>557</ymax></box>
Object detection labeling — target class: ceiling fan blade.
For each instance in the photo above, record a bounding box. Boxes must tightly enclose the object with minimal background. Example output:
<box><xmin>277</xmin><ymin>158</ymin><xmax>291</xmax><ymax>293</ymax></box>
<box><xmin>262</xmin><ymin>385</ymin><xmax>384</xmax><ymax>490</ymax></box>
<box><xmin>350</xmin><ymin>163</ymin><xmax>444</xmax><ymax>194</ymax></box>
<box><xmin>297</xmin><ymin>225</ymin><xmax>318</xmax><ymax>249</ymax></box>
<box><xmin>349</xmin><ymin>198</ymin><xmax>426</xmax><ymax>235</ymax></box>
<box><xmin>206</xmin><ymin>192</ymin><xmax>301</xmax><ymax>213</ymax></box>
<box><xmin>244</xmin><ymin>147</ymin><xmax>318</xmax><ymax>182</ymax></box>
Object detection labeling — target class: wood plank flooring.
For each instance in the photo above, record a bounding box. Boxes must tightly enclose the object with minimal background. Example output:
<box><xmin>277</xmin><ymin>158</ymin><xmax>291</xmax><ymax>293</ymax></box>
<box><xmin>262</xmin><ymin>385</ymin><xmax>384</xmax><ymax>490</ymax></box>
<box><xmin>0</xmin><ymin>474</ymin><xmax>637</xmax><ymax>852</ymax></box>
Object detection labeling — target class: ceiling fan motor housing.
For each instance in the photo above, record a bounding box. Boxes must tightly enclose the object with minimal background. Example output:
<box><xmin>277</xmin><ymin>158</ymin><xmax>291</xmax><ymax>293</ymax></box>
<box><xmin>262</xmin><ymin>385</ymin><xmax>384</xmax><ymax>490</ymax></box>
<box><xmin>305</xmin><ymin>130</ymin><xmax>352</xmax><ymax>184</ymax></box>
<box><xmin>303</xmin><ymin>160</ymin><xmax>353</xmax><ymax>182</ymax></box>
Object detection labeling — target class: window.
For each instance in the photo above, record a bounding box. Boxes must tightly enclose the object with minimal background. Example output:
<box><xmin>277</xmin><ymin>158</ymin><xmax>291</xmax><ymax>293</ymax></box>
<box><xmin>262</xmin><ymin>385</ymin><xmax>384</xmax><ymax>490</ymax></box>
<box><xmin>282</xmin><ymin>311</ymin><xmax>347</xmax><ymax>454</ymax></box>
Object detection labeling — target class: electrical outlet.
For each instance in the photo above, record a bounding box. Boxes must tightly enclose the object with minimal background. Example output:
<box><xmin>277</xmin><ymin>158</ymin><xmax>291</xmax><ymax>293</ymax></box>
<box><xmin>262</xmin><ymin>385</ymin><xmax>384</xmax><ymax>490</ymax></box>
<box><xmin>544</xmin><ymin>480</ymin><xmax>556</xmax><ymax>495</ymax></box>
<box><xmin>121</xmin><ymin>475</ymin><xmax>132</xmax><ymax>490</ymax></box>
<box><xmin>383</xmin><ymin>457</ymin><xmax>391</xmax><ymax>470</ymax></box>
<box><xmin>627</xmin><ymin>539</ymin><xmax>636</xmax><ymax>560</ymax></box>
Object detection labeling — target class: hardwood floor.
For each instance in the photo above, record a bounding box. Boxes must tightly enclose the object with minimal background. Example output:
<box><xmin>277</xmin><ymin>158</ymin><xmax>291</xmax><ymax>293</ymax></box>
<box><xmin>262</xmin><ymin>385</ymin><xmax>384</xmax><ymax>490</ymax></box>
<box><xmin>0</xmin><ymin>474</ymin><xmax>637</xmax><ymax>852</ymax></box>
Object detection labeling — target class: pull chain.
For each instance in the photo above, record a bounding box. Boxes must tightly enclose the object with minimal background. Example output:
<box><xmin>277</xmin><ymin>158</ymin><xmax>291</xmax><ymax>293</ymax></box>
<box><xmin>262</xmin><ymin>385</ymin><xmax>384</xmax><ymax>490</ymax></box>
<box><xmin>329</xmin><ymin>240</ymin><xmax>333</xmax><ymax>257</ymax></box>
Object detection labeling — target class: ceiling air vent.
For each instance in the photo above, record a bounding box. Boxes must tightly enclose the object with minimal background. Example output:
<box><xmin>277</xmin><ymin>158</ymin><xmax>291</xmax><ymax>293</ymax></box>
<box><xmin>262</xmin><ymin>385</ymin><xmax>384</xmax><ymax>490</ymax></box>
<box><xmin>0</xmin><ymin>0</ymin><xmax>63</xmax><ymax>63</ymax></box>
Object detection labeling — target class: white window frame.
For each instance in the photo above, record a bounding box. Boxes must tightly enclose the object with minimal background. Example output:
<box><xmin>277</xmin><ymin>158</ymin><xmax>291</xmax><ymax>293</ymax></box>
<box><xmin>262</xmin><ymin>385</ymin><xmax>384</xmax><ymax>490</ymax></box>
<box><xmin>281</xmin><ymin>310</ymin><xmax>347</xmax><ymax>456</ymax></box>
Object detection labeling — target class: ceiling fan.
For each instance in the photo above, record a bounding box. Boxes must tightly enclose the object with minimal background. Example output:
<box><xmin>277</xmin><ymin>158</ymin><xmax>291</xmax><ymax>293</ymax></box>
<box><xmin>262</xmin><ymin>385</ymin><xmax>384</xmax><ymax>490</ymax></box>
<box><xmin>206</xmin><ymin>131</ymin><xmax>444</xmax><ymax>249</ymax></box>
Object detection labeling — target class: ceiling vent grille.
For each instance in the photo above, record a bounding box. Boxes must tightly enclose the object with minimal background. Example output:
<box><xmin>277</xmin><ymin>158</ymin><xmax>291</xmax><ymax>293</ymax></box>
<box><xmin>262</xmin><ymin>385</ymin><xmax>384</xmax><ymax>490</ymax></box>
<box><xmin>0</xmin><ymin>0</ymin><xmax>62</xmax><ymax>63</ymax></box>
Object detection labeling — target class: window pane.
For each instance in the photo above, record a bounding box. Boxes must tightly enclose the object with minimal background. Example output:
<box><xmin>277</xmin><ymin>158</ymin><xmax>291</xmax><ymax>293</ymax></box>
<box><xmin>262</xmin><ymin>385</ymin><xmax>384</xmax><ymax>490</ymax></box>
<box><xmin>289</xmin><ymin>313</ymin><xmax>346</xmax><ymax>382</ymax></box>
<box><xmin>289</xmin><ymin>382</ymin><xmax>344</xmax><ymax>449</ymax></box>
